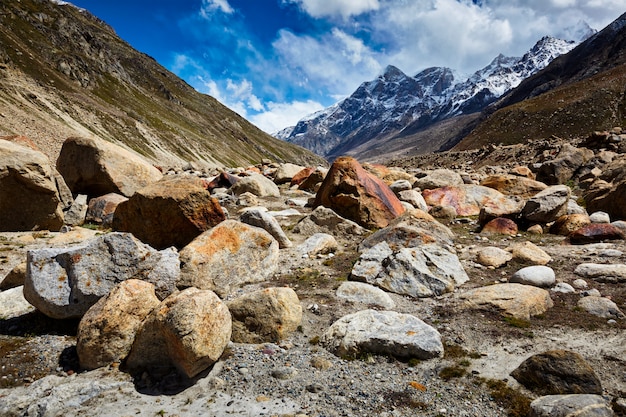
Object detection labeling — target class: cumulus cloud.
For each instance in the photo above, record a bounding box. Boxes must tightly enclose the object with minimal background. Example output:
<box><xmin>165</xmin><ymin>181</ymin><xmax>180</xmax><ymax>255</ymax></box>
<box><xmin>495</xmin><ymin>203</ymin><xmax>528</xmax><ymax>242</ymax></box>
<box><xmin>250</xmin><ymin>100</ymin><xmax>326</xmax><ymax>134</ymax></box>
<box><xmin>200</xmin><ymin>0</ymin><xmax>234</xmax><ymax>17</ymax></box>
<box><xmin>284</xmin><ymin>0</ymin><xmax>380</xmax><ymax>19</ymax></box>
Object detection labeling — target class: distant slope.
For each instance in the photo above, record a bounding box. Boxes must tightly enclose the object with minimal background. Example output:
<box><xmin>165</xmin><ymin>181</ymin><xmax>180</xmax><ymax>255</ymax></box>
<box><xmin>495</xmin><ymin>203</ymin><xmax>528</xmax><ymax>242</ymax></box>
<box><xmin>454</xmin><ymin>12</ymin><xmax>626</xmax><ymax>151</ymax></box>
<box><xmin>0</xmin><ymin>0</ymin><xmax>325</xmax><ymax>167</ymax></box>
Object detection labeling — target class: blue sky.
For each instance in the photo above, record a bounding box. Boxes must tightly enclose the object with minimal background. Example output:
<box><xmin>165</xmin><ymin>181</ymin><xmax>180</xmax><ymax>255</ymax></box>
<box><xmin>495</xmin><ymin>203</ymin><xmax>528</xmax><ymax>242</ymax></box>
<box><xmin>68</xmin><ymin>0</ymin><xmax>626</xmax><ymax>133</ymax></box>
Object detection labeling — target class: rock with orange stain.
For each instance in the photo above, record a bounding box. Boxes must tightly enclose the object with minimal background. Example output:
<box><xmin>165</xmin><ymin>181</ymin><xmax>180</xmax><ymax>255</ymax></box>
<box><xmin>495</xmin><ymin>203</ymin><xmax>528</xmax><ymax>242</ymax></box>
<box><xmin>227</xmin><ymin>287</ymin><xmax>302</xmax><ymax>343</ymax></box>
<box><xmin>481</xmin><ymin>217</ymin><xmax>518</xmax><ymax>235</ymax></box>
<box><xmin>422</xmin><ymin>185</ymin><xmax>520</xmax><ymax>217</ymax></box>
<box><xmin>314</xmin><ymin>156</ymin><xmax>405</xmax><ymax>229</ymax></box>
<box><xmin>126</xmin><ymin>287</ymin><xmax>231</xmax><ymax>378</ymax></box>
<box><xmin>480</xmin><ymin>174</ymin><xmax>547</xmax><ymax>198</ymax></box>
<box><xmin>290</xmin><ymin>166</ymin><xmax>315</xmax><ymax>187</ymax></box>
<box><xmin>113</xmin><ymin>176</ymin><xmax>226</xmax><ymax>250</ymax></box>
<box><xmin>461</xmin><ymin>283</ymin><xmax>553</xmax><ymax>320</ymax></box>
<box><xmin>23</xmin><ymin>232</ymin><xmax>179</xmax><ymax>319</ymax></box>
<box><xmin>77</xmin><ymin>279</ymin><xmax>160</xmax><ymax>370</ymax></box>
<box><xmin>177</xmin><ymin>220</ymin><xmax>279</xmax><ymax>297</ymax></box>
<box><xmin>568</xmin><ymin>223</ymin><xmax>625</xmax><ymax>244</ymax></box>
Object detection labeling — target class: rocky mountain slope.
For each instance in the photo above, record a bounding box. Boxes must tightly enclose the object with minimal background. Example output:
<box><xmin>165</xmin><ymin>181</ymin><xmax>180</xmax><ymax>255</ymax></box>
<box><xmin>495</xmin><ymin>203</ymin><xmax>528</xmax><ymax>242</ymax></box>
<box><xmin>277</xmin><ymin>34</ymin><xmax>588</xmax><ymax>161</ymax></box>
<box><xmin>453</xmin><ymin>11</ymin><xmax>626</xmax><ymax>152</ymax></box>
<box><xmin>0</xmin><ymin>0</ymin><xmax>325</xmax><ymax>168</ymax></box>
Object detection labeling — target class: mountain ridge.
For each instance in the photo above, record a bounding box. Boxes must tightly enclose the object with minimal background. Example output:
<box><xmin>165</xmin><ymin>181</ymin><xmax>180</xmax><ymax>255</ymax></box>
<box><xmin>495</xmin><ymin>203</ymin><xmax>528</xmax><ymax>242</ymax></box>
<box><xmin>277</xmin><ymin>32</ymin><xmax>591</xmax><ymax>161</ymax></box>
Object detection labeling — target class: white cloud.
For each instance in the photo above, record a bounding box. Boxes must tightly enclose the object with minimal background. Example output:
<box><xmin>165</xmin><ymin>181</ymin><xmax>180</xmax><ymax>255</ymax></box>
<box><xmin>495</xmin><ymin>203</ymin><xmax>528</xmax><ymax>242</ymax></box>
<box><xmin>273</xmin><ymin>28</ymin><xmax>382</xmax><ymax>97</ymax></box>
<box><xmin>200</xmin><ymin>0</ymin><xmax>234</xmax><ymax>18</ymax></box>
<box><xmin>249</xmin><ymin>100</ymin><xmax>326</xmax><ymax>134</ymax></box>
<box><xmin>285</xmin><ymin>0</ymin><xmax>380</xmax><ymax>19</ymax></box>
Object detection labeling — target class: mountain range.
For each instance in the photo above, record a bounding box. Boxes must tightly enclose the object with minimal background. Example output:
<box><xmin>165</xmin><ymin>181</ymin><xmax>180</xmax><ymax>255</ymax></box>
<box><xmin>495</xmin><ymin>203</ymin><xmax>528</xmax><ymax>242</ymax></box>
<box><xmin>0</xmin><ymin>0</ymin><xmax>325</xmax><ymax>168</ymax></box>
<box><xmin>276</xmin><ymin>24</ymin><xmax>598</xmax><ymax>162</ymax></box>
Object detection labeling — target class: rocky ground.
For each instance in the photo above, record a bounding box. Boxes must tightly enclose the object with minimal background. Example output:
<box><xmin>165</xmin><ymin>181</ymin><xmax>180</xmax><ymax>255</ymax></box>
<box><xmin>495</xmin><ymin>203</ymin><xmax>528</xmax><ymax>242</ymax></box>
<box><xmin>0</xmin><ymin>175</ymin><xmax>625</xmax><ymax>417</ymax></box>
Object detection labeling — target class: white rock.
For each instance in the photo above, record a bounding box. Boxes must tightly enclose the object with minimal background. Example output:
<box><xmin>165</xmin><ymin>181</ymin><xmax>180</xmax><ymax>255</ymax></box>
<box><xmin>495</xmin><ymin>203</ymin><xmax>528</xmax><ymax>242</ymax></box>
<box><xmin>589</xmin><ymin>211</ymin><xmax>610</xmax><ymax>223</ymax></box>
<box><xmin>578</xmin><ymin>296</ymin><xmax>625</xmax><ymax>319</ymax></box>
<box><xmin>298</xmin><ymin>233</ymin><xmax>338</xmax><ymax>257</ymax></box>
<box><xmin>574</xmin><ymin>263</ymin><xmax>626</xmax><ymax>283</ymax></box>
<box><xmin>510</xmin><ymin>265</ymin><xmax>556</xmax><ymax>288</ymax></box>
<box><xmin>551</xmin><ymin>282</ymin><xmax>576</xmax><ymax>293</ymax></box>
<box><xmin>321</xmin><ymin>309</ymin><xmax>443</xmax><ymax>360</ymax></box>
<box><xmin>0</xmin><ymin>286</ymin><xmax>36</xmax><ymax>319</ymax></box>
<box><xmin>336</xmin><ymin>282</ymin><xmax>395</xmax><ymax>309</ymax></box>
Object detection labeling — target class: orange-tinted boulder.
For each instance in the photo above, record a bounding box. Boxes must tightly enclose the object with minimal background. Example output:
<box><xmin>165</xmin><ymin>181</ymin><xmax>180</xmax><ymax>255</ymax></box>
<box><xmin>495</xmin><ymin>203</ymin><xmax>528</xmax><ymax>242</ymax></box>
<box><xmin>569</xmin><ymin>224</ymin><xmax>625</xmax><ymax>245</ymax></box>
<box><xmin>314</xmin><ymin>157</ymin><xmax>405</xmax><ymax>229</ymax></box>
<box><xmin>481</xmin><ymin>217</ymin><xmax>518</xmax><ymax>235</ymax></box>
<box><xmin>422</xmin><ymin>185</ymin><xmax>519</xmax><ymax>217</ymax></box>
<box><xmin>290</xmin><ymin>167</ymin><xmax>315</xmax><ymax>187</ymax></box>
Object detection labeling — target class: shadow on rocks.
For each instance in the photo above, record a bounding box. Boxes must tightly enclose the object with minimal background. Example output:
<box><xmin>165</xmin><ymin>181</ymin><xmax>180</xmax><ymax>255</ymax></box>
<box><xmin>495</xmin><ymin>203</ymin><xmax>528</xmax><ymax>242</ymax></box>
<box><xmin>0</xmin><ymin>311</ymin><xmax>79</xmax><ymax>337</ymax></box>
<box><xmin>127</xmin><ymin>365</ymin><xmax>215</xmax><ymax>396</ymax></box>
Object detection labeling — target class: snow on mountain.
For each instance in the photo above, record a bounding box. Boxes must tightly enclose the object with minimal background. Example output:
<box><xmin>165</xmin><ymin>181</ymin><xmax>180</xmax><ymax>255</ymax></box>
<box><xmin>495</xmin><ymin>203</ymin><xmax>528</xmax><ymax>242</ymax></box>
<box><xmin>279</xmin><ymin>34</ymin><xmax>589</xmax><ymax>159</ymax></box>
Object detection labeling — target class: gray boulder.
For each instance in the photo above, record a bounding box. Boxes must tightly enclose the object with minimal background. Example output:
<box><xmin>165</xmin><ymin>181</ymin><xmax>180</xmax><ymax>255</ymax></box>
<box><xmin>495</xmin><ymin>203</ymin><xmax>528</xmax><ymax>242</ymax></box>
<box><xmin>529</xmin><ymin>394</ymin><xmax>613</xmax><ymax>417</ymax></box>
<box><xmin>351</xmin><ymin>241</ymin><xmax>468</xmax><ymax>298</ymax></box>
<box><xmin>510</xmin><ymin>265</ymin><xmax>556</xmax><ymax>288</ymax></box>
<box><xmin>574</xmin><ymin>263</ymin><xmax>626</xmax><ymax>283</ymax></box>
<box><xmin>522</xmin><ymin>185</ymin><xmax>571</xmax><ymax>223</ymax></box>
<box><xmin>577</xmin><ymin>296</ymin><xmax>625</xmax><ymax>319</ymax></box>
<box><xmin>293</xmin><ymin>206</ymin><xmax>366</xmax><ymax>238</ymax></box>
<box><xmin>240</xmin><ymin>208</ymin><xmax>292</xmax><ymax>248</ymax></box>
<box><xmin>321</xmin><ymin>309</ymin><xmax>443</xmax><ymax>360</ymax></box>
<box><xmin>336</xmin><ymin>282</ymin><xmax>395</xmax><ymax>309</ymax></box>
<box><xmin>231</xmin><ymin>173</ymin><xmax>280</xmax><ymax>197</ymax></box>
<box><xmin>23</xmin><ymin>232</ymin><xmax>179</xmax><ymax>319</ymax></box>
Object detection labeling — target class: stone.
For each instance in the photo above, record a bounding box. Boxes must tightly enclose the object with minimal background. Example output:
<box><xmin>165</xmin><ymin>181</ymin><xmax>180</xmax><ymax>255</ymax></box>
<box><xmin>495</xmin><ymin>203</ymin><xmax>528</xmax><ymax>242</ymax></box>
<box><xmin>273</xmin><ymin>163</ymin><xmax>305</xmax><ymax>184</ymax></box>
<box><xmin>510</xmin><ymin>265</ymin><xmax>556</xmax><ymax>288</ymax></box>
<box><xmin>389</xmin><ymin>179</ymin><xmax>412</xmax><ymax>193</ymax></box>
<box><xmin>536</xmin><ymin>144</ymin><xmax>592</xmax><ymax>185</ymax></box>
<box><xmin>476</xmin><ymin>246</ymin><xmax>513</xmax><ymax>268</ymax></box>
<box><xmin>76</xmin><ymin>279</ymin><xmax>160</xmax><ymax>370</ymax></box>
<box><xmin>589</xmin><ymin>211</ymin><xmax>610</xmax><ymax>223</ymax></box>
<box><xmin>240</xmin><ymin>208</ymin><xmax>292</xmax><ymax>248</ymax></box>
<box><xmin>313</xmin><ymin>156</ymin><xmax>405</xmax><ymax>229</ymax></box>
<box><xmin>480</xmin><ymin>174</ymin><xmax>547</xmax><ymax>198</ymax></box>
<box><xmin>113</xmin><ymin>176</ymin><xmax>226</xmax><ymax>249</ymax></box>
<box><xmin>359</xmin><ymin>209</ymin><xmax>455</xmax><ymax>252</ymax></box>
<box><xmin>461</xmin><ymin>283</ymin><xmax>553</xmax><ymax>320</ymax></box>
<box><xmin>85</xmin><ymin>193</ymin><xmax>128</xmax><ymax>226</ymax></box>
<box><xmin>430</xmin><ymin>205</ymin><xmax>457</xmax><ymax>221</ymax></box>
<box><xmin>574</xmin><ymin>263</ymin><xmax>626</xmax><ymax>283</ymax></box>
<box><xmin>293</xmin><ymin>205</ymin><xmax>366</xmax><ymax>238</ymax></box>
<box><xmin>56</xmin><ymin>136</ymin><xmax>162</xmax><ymax>197</ymax></box>
<box><xmin>351</xmin><ymin>241</ymin><xmax>468</xmax><ymax>298</ymax></box>
<box><xmin>290</xmin><ymin>167</ymin><xmax>315</xmax><ymax>187</ymax></box>
<box><xmin>550</xmin><ymin>214</ymin><xmax>591</xmax><ymax>236</ymax></box>
<box><xmin>126</xmin><ymin>288</ymin><xmax>231</xmax><ymax>378</ymax></box>
<box><xmin>0</xmin><ymin>261</ymin><xmax>27</xmax><ymax>290</ymax></box>
<box><xmin>481</xmin><ymin>217</ymin><xmax>518</xmax><ymax>235</ymax></box>
<box><xmin>577</xmin><ymin>296</ymin><xmax>625</xmax><ymax>319</ymax></box>
<box><xmin>297</xmin><ymin>166</ymin><xmax>327</xmax><ymax>191</ymax></box>
<box><xmin>509</xmin><ymin>241</ymin><xmax>552</xmax><ymax>265</ymax></box>
<box><xmin>522</xmin><ymin>185</ymin><xmax>571</xmax><ymax>223</ymax></box>
<box><xmin>422</xmin><ymin>185</ymin><xmax>521</xmax><ymax>217</ymax></box>
<box><xmin>63</xmin><ymin>194</ymin><xmax>88</xmax><ymax>226</ymax></box>
<box><xmin>397</xmin><ymin>189</ymin><xmax>428</xmax><ymax>211</ymax></box>
<box><xmin>336</xmin><ymin>281</ymin><xmax>396</xmax><ymax>309</ymax></box>
<box><xmin>569</xmin><ymin>224</ymin><xmax>625</xmax><ymax>245</ymax></box>
<box><xmin>413</xmin><ymin>169</ymin><xmax>463</xmax><ymax>190</ymax></box>
<box><xmin>527</xmin><ymin>224</ymin><xmax>544</xmax><ymax>234</ymax></box>
<box><xmin>177</xmin><ymin>220</ymin><xmax>279</xmax><ymax>297</ymax></box>
<box><xmin>298</xmin><ymin>233</ymin><xmax>338</xmax><ymax>257</ymax></box>
<box><xmin>529</xmin><ymin>394</ymin><xmax>613</xmax><ymax>417</ymax></box>
<box><xmin>231</xmin><ymin>173</ymin><xmax>280</xmax><ymax>197</ymax></box>
<box><xmin>0</xmin><ymin>286</ymin><xmax>36</xmax><ymax>320</ymax></box>
<box><xmin>572</xmin><ymin>279</ymin><xmax>589</xmax><ymax>289</ymax></box>
<box><xmin>566</xmin><ymin>199</ymin><xmax>588</xmax><ymax>215</ymax></box>
<box><xmin>236</xmin><ymin>192</ymin><xmax>259</xmax><ymax>207</ymax></box>
<box><xmin>227</xmin><ymin>287</ymin><xmax>302</xmax><ymax>344</ymax></box>
<box><xmin>23</xmin><ymin>232</ymin><xmax>179</xmax><ymax>319</ymax></box>
<box><xmin>321</xmin><ymin>309</ymin><xmax>443</xmax><ymax>360</ymax></box>
<box><xmin>552</xmin><ymin>282</ymin><xmax>576</xmax><ymax>293</ymax></box>
<box><xmin>205</xmin><ymin>171</ymin><xmax>241</xmax><ymax>191</ymax></box>
<box><xmin>0</xmin><ymin>140</ymin><xmax>70</xmax><ymax>231</ymax></box>
<box><xmin>511</xmin><ymin>350</ymin><xmax>602</xmax><ymax>395</ymax></box>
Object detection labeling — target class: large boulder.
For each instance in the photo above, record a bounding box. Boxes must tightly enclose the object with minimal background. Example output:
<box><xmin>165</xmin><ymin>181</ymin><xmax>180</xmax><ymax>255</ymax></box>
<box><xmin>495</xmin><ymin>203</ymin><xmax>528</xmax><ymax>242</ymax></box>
<box><xmin>56</xmin><ymin>136</ymin><xmax>162</xmax><ymax>197</ymax></box>
<box><xmin>321</xmin><ymin>309</ymin><xmax>444</xmax><ymax>360</ymax></box>
<box><xmin>480</xmin><ymin>174</ymin><xmax>547</xmax><ymax>198</ymax></box>
<box><xmin>511</xmin><ymin>350</ymin><xmax>602</xmax><ymax>395</ymax></box>
<box><xmin>336</xmin><ymin>282</ymin><xmax>395</xmax><ymax>309</ymax></box>
<box><xmin>461</xmin><ymin>283</ymin><xmax>553</xmax><ymax>320</ymax></box>
<box><xmin>413</xmin><ymin>169</ymin><xmax>463</xmax><ymax>190</ymax></box>
<box><xmin>227</xmin><ymin>287</ymin><xmax>302</xmax><ymax>344</ymax></box>
<box><xmin>113</xmin><ymin>176</ymin><xmax>226</xmax><ymax>249</ymax></box>
<box><xmin>0</xmin><ymin>140</ymin><xmax>71</xmax><ymax>231</ymax></box>
<box><xmin>126</xmin><ymin>288</ymin><xmax>231</xmax><ymax>378</ymax></box>
<box><xmin>522</xmin><ymin>185</ymin><xmax>571</xmax><ymax>223</ymax></box>
<box><xmin>23</xmin><ymin>232</ymin><xmax>179</xmax><ymax>319</ymax></box>
<box><xmin>422</xmin><ymin>185</ymin><xmax>521</xmax><ymax>217</ymax></box>
<box><xmin>86</xmin><ymin>193</ymin><xmax>128</xmax><ymax>226</ymax></box>
<box><xmin>273</xmin><ymin>163</ymin><xmax>305</xmax><ymax>184</ymax></box>
<box><xmin>76</xmin><ymin>279</ymin><xmax>161</xmax><ymax>370</ymax></box>
<box><xmin>177</xmin><ymin>220</ymin><xmax>279</xmax><ymax>297</ymax></box>
<box><xmin>313</xmin><ymin>156</ymin><xmax>405</xmax><ymax>229</ymax></box>
<box><xmin>292</xmin><ymin>206</ymin><xmax>366</xmax><ymax>238</ymax></box>
<box><xmin>239</xmin><ymin>208</ymin><xmax>292</xmax><ymax>248</ymax></box>
<box><xmin>231</xmin><ymin>173</ymin><xmax>280</xmax><ymax>197</ymax></box>
<box><xmin>536</xmin><ymin>144</ymin><xmax>592</xmax><ymax>185</ymax></box>
<box><xmin>351</xmin><ymin>241</ymin><xmax>469</xmax><ymax>298</ymax></box>
<box><xmin>568</xmin><ymin>223</ymin><xmax>625</xmax><ymax>245</ymax></box>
